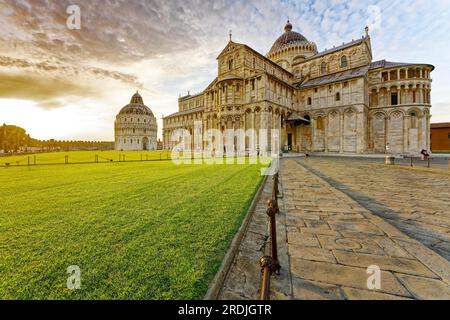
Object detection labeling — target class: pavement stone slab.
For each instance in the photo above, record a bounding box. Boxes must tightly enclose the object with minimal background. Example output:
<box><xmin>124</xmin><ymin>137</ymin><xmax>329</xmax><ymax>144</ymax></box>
<box><xmin>342</xmin><ymin>287</ymin><xmax>411</xmax><ymax>300</ymax></box>
<box><xmin>292</xmin><ymin>278</ymin><xmax>344</xmax><ymax>300</ymax></box>
<box><xmin>333</xmin><ymin>250</ymin><xmax>438</xmax><ymax>278</ymax></box>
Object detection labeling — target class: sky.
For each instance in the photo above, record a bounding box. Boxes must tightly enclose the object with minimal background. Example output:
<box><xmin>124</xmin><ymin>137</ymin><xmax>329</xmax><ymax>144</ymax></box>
<box><xmin>0</xmin><ymin>0</ymin><xmax>449</xmax><ymax>141</ymax></box>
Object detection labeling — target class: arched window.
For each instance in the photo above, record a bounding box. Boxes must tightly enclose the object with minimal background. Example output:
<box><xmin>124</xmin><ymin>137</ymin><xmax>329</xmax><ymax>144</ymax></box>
<box><xmin>307</xmin><ymin>97</ymin><xmax>312</xmax><ymax>105</ymax></box>
<box><xmin>340</xmin><ymin>55</ymin><xmax>348</xmax><ymax>68</ymax></box>
<box><xmin>320</xmin><ymin>62</ymin><xmax>327</xmax><ymax>75</ymax></box>
<box><xmin>133</xmin><ymin>129</ymin><xmax>135</xmax><ymax>134</ymax></box>
<box><xmin>228</xmin><ymin>59</ymin><xmax>233</xmax><ymax>70</ymax></box>
<box><xmin>336</xmin><ymin>92</ymin><xmax>341</xmax><ymax>101</ymax></box>
<box><xmin>316</xmin><ymin>116</ymin><xmax>324</xmax><ymax>130</ymax></box>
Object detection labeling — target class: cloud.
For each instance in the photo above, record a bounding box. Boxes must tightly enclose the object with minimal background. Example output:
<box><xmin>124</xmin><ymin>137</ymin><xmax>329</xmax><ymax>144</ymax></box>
<box><xmin>0</xmin><ymin>72</ymin><xmax>95</xmax><ymax>109</ymax></box>
<box><xmin>0</xmin><ymin>0</ymin><xmax>201</xmax><ymax>63</ymax></box>
<box><xmin>0</xmin><ymin>56</ymin><xmax>143</xmax><ymax>88</ymax></box>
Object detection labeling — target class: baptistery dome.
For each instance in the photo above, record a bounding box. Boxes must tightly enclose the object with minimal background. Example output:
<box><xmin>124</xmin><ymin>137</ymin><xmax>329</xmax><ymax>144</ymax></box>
<box><xmin>118</xmin><ymin>92</ymin><xmax>155</xmax><ymax>117</ymax></box>
<box><xmin>114</xmin><ymin>92</ymin><xmax>157</xmax><ymax>151</ymax></box>
<box><xmin>267</xmin><ymin>20</ymin><xmax>317</xmax><ymax>72</ymax></box>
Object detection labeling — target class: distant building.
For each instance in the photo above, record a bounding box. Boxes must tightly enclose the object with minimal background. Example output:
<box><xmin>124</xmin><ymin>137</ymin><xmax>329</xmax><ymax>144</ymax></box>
<box><xmin>163</xmin><ymin>21</ymin><xmax>434</xmax><ymax>154</ymax></box>
<box><xmin>157</xmin><ymin>139</ymin><xmax>163</xmax><ymax>150</ymax></box>
<box><xmin>431</xmin><ymin>123</ymin><xmax>450</xmax><ymax>152</ymax></box>
<box><xmin>115</xmin><ymin>92</ymin><xmax>158</xmax><ymax>151</ymax></box>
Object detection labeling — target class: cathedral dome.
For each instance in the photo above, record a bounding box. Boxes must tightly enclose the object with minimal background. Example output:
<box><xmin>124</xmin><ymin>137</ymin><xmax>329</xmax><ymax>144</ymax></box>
<box><xmin>118</xmin><ymin>92</ymin><xmax>154</xmax><ymax>117</ymax></box>
<box><xmin>267</xmin><ymin>20</ymin><xmax>317</xmax><ymax>72</ymax></box>
<box><xmin>268</xmin><ymin>20</ymin><xmax>310</xmax><ymax>56</ymax></box>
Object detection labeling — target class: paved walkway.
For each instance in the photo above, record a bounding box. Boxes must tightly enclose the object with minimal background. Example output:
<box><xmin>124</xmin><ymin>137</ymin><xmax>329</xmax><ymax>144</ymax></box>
<box><xmin>298</xmin><ymin>157</ymin><xmax>450</xmax><ymax>260</ymax></box>
<box><xmin>219</xmin><ymin>158</ymin><xmax>450</xmax><ymax>300</ymax></box>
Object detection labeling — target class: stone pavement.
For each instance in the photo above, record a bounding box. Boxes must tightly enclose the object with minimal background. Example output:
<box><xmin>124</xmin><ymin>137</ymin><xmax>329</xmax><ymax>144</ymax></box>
<box><xmin>298</xmin><ymin>157</ymin><xmax>450</xmax><ymax>260</ymax></box>
<box><xmin>219</xmin><ymin>158</ymin><xmax>450</xmax><ymax>300</ymax></box>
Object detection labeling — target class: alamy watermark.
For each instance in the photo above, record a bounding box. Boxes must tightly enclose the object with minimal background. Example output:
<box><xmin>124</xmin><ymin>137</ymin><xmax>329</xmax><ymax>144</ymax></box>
<box><xmin>366</xmin><ymin>5</ymin><xmax>382</xmax><ymax>32</ymax></box>
<box><xmin>67</xmin><ymin>265</ymin><xmax>81</xmax><ymax>290</ymax></box>
<box><xmin>66</xmin><ymin>5</ymin><xmax>81</xmax><ymax>30</ymax></box>
<box><xmin>367</xmin><ymin>265</ymin><xmax>381</xmax><ymax>290</ymax></box>
<box><xmin>168</xmin><ymin>121</ymin><xmax>281</xmax><ymax>175</ymax></box>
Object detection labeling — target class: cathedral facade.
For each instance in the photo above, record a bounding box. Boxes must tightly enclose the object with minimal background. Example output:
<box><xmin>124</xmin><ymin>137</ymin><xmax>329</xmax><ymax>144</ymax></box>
<box><xmin>163</xmin><ymin>21</ymin><xmax>434</xmax><ymax>155</ymax></box>
<box><xmin>115</xmin><ymin>92</ymin><xmax>158</xmax><ymax>151</ymax></box>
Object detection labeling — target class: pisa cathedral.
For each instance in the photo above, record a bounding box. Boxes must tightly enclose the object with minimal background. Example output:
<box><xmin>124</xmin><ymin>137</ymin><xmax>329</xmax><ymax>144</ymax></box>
<box><xmin>163</xmin><ymin>21</ymin><xmax>434</xmax><ymax>154</ymax></box>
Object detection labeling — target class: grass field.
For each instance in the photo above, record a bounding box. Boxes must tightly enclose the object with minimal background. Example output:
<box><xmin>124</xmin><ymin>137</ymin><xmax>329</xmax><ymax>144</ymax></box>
<box><xmin>0</xmin><ymin>155</ymin><xmax>266</xmax><ymax>299</ymax></box>
<box><xmin>0</xmin><ymin>150</ymin><xmax>173</xmax><ymax>166</ymax></box>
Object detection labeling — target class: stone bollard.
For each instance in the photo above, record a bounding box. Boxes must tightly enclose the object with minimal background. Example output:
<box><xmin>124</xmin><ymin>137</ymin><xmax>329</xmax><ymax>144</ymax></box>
<box><xmin>385</xmin><ymin>155</ymin><xmax>395</xmax><ymax>165</ymax></box>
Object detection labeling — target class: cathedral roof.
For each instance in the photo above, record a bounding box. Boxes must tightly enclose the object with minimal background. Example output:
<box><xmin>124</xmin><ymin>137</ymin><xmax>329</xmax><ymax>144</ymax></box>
<box><xmin>118</xmin><ymin>92</ymin><xmax>155</xmax><ymax>117</ymax></box>
<box><xmin>218</xmin><ymin>74</ymin><xmax>243</xmax><ymax>82</ymax></box>
<box><xmin>294</xmin><ymin>66</ymin><xmax>369</xmax><ymax>88</ymax></box>
<box><xmin>268</xmin><ymin>20</ymin><xmax>311</xmax><ymax>56</ymax></box>
<box><xmin>370</xmin><ymin>59</ymin><xmax>435</xmax><ymax>71</ymax></box>
<box><xmin>164</xmin><ymin>106</ymin><xmax>204</xmax><ymax>119</ymax></box>
<box><xmin>313</xmin><ymin>38</ymin><xmax>366</xmax><ymax>59</ymax></box>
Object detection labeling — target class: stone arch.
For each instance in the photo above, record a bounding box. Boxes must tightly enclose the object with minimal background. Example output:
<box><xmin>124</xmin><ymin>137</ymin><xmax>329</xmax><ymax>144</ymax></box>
<box><xmin>344</xmin><ymin>107</ymin><xmax>357</xmax><ymax>114</ymax></box>
<box><xmin>370</xmin><ymin>111</ymin><xmax>387</xmax><ymax>153</ymax></box>
<box><xmin>327</xmin><ymin>110</ymin><xmax>341</xmax><ymax>152</ymax></box>
<box><xmin>406</xmin><ymin>107</ymin><xmax>423</xmax><ymax>118</ymax></box>
<box><xmin>343</xmin><ymin>108</ymin><xmax>357</xmax><ymax>153</ymax></box>
<box><xmin>369</xmin><ymin>110</ymin><xmax>388</xmax><ymax>119</ymax></box>
<box><xmin>327</xmin><ymin>109</ymin><xmax>341</xmax><ymax>117</ymax></box>
<box><xmin>388</xmin><ymin>109</ymin><xmax>405</xmax><ymax>118</ymax></box>
<box><xmin>340</xmin><ymin>54</ymin><xmax>348</xmax><ymax>68</ymax></box>
<box><xmin>406</xmin><ymin>108</ymin><xmax>422</xmax><ymax>153</ymax></box>
<box><xmin>299</xmin><ymin>113</ymin><xmax>312</xmax><ymax>151</ymax></box>
<box><xmin>142</xmin><ymin>137</ymin><xmax>149</xmax><ymax>151</ymax></box>
<box><xmin>314</xmin><ymin>113</ymin><xmax>325</xmax><ymax>151</ymax></box>
<box><xmin>388</xmin><ymin>110</ymin><xmax>405</xmax><ymax>154</ymax></box>
<box><xmin>320</xmin><ymin>61</ymin><xmax>327</xmax><ymax>74</ymax></box>
<box><xmin>313</xmin><ymin>111</ymin><xmax>326</xmax><ymax>119</ymax></box>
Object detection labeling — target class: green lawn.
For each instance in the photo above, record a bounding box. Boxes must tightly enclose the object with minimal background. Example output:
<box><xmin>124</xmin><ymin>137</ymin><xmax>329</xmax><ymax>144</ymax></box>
<box><xmin>0</xmin><ymin>158</ymin><xmax>266</xmax><ymax>299</ymax></box>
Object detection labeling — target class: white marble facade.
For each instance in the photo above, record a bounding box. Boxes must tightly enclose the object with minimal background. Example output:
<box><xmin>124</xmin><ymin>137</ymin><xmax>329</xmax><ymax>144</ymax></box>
<box><xmin>163</xmin><ymin>22</ymin><xmax>433</xmax><ymax>155</ymax></box>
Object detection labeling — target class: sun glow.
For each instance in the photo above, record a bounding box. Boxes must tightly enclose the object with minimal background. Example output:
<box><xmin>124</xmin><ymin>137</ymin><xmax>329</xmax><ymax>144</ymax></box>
<box><xmin>0</xmin><ymin>98</ymin><xmax>112</xmax><ymax>141</ymax></box>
